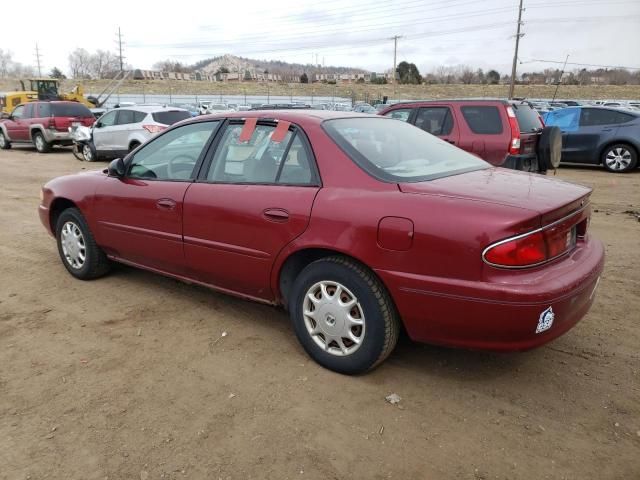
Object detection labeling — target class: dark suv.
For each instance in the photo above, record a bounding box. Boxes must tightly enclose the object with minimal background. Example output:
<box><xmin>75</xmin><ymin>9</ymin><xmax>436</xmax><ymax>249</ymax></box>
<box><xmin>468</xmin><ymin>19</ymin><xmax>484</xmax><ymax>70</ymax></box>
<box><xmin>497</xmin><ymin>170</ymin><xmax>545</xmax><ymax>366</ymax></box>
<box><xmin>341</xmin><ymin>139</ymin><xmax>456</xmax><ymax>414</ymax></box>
<box><xmin>0</xmin><ymin>101</ymin><xmax>94</xmax><ymax>153</ymax></box>
<box><xmin>379</xmin><ymin>99</ymin><xmax>561</xmax><ymax>173</ymax></box>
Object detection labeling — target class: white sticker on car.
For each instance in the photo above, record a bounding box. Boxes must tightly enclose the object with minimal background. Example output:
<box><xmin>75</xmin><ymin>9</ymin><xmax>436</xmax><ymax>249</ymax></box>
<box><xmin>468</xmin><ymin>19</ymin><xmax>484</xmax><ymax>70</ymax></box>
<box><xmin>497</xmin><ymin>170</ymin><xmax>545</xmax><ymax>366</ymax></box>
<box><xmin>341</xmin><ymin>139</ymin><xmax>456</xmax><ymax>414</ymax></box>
<box><xmin>536</xmin><ymin>307</ymin><xmax>555</xmax><ymax>334</ymax></box>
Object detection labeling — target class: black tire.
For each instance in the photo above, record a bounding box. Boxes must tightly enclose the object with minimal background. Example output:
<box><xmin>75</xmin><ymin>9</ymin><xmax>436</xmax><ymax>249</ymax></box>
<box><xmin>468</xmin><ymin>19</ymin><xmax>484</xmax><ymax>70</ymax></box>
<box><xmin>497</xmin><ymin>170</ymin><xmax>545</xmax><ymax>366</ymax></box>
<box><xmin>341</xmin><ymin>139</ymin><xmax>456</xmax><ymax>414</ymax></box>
<box><xmin>55</xmin><ymin>208</ymin><xmax>110</xmax><ymax>280</ymax></box>
<box><xmin>72</xmin><ymin>144</ymin><xmax>85</xmax><ymax>161</ymax></box>
<box><xmin>537</xmin><ymin>126</ymin><xmax>562</xmax><ymax>171</ymax></box>
<box><xmin>33</xmin><ymin>131</ymin><xmax>51</xmax><ymax>153</ymax></box>
<box><xmin>129</xmin><ymin>141</ymin><xmax>140</xmax><ymax>152</ymax></box>
<box><xmin>0</xmin><ymin>130</ymin><xmax>11</xmax><ymax>150</ymax></box>
<box><xmin>289</xmin><ymin>256</ymin><xmax>400</xmax><ymax>374</ymax></box>
<box><xmin>601</xmin><ymin>143</ymin><xmax>638</xmax><ymax>173</ymax></box>
<box><xmin>82</xmin><ymin>142</ymin><xmax>98</xmax><ymax>162</ymax></box>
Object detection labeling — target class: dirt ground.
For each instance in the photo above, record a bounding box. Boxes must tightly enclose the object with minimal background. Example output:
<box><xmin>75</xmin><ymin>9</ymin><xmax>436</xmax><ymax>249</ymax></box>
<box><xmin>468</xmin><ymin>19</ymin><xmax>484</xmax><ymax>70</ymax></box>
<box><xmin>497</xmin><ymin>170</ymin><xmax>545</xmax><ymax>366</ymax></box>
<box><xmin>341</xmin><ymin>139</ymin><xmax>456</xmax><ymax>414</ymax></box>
<box><xmin>0</xmin><ymin>146</ymin><xmax>639</xmax><ymax>480</ymax></box>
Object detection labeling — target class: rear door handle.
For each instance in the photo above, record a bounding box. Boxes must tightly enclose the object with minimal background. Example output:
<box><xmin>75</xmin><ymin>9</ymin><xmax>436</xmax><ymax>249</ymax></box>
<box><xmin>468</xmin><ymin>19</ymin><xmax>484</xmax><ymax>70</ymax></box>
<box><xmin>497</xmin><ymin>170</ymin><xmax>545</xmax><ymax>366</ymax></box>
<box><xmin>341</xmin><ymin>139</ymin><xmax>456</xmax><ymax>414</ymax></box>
<box><xmin>263</xmin><ymin>208</ymin><xmax>289</xmax><ymax>222</ymax></box>
<box><xmin>156</xmin><ymin>198</ymin><xmax>176</xmax><ymax>210</ymax></box>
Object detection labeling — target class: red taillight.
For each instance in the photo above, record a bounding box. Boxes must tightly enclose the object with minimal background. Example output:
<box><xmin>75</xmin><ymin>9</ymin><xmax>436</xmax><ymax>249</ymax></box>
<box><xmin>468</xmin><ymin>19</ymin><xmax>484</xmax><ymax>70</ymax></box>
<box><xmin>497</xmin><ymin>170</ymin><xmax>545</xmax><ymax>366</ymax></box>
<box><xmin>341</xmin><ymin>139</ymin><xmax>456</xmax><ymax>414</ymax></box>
<box><xmin>506</xmin><ymin>106</ymin><xmax>521</xmax><ymax>155</ymax></box>
<box><xmin>484</xmin><ymin>231</ymin><xmax>546</xmax><ymax>267</ymax></box>
<box><xmin>143</xmin><ymin>124</ymin><xmax>166</xmax><ymax>134</ymax></box>
<box><xmin>483</xmin><ymin>225</ymin><xmax>576</xmax><ymax>268</ymax></box>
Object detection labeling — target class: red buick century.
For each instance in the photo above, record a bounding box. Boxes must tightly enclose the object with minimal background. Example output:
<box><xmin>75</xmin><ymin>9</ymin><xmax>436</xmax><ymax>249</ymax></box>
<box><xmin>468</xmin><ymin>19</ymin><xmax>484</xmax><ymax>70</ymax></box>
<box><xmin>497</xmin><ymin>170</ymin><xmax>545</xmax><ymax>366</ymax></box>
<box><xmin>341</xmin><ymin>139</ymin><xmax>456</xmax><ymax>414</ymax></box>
<box><xmin>39</xmin><ymin>110</ymin><xmax>604</xmax><ymax>374</ymax></box>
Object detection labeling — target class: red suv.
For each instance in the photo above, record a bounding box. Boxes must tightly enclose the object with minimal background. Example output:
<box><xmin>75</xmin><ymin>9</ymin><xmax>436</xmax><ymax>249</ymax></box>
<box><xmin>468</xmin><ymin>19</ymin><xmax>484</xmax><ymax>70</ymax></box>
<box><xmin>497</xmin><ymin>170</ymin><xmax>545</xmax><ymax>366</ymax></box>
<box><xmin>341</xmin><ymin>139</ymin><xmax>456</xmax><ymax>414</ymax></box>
<box><xmin>0</xmin><ymin>101</ymin><xmax>94</xmax><ymax>153</ymax></box>
<box><xmin>379</xmin><ymin>99</ymin><xmax>561</xmax><ymax>173</ymax></box>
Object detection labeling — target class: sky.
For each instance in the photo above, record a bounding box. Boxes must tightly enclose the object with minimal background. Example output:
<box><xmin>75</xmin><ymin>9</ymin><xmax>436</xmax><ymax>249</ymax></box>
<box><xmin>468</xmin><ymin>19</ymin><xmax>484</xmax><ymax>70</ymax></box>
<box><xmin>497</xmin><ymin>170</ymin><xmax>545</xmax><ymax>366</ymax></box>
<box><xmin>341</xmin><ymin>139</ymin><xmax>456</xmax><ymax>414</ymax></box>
<box><xmin>1</xmin><ymin>0</ymin><xmax>639</xmax><ymax>76</ymax></box>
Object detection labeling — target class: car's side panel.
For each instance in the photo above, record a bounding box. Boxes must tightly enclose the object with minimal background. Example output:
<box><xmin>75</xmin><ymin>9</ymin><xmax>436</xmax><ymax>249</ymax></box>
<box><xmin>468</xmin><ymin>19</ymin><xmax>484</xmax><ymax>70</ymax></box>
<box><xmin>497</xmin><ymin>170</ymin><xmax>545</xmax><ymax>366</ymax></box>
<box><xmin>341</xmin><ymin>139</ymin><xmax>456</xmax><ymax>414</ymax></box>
<box><xmin>452</xmin><ymin>103</ymin><xmax>510</xmax><ymax>166</ymax></box>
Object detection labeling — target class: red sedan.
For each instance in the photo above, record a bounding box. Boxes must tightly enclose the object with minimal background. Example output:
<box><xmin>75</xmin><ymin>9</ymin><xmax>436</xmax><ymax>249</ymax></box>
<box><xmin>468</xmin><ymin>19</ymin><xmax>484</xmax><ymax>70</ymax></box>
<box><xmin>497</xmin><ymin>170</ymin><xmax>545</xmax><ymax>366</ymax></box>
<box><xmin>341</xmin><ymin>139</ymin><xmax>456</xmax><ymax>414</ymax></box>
<box><xmin>39</xmin><ymin>110</ymin><xmax>604</xmax><ymax>374</ymax></box>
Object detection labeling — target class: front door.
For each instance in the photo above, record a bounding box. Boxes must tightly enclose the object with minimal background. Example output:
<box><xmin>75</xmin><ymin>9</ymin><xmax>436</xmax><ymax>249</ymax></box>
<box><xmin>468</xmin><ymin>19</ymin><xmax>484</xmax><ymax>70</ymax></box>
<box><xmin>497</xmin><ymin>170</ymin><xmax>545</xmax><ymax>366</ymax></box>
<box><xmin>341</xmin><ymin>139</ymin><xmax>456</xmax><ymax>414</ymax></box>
<box><xmin>92</xmin><ymin>110</ymin><xmax>119</xmax><ymax>155</ymax></box>
<box><xmin>5</xmin><ymin>105</ymin><xmax>28</xmax><ymax>141</ymax></box>
<box><xmin>183</xmin><ymin>120</ymin><xmax>320</xmax><ymax>300</ymax></box>
<box><xmin>93</xmin><ymin>120</ymin><xmax>221</xmax><ymax>274</ymax></box>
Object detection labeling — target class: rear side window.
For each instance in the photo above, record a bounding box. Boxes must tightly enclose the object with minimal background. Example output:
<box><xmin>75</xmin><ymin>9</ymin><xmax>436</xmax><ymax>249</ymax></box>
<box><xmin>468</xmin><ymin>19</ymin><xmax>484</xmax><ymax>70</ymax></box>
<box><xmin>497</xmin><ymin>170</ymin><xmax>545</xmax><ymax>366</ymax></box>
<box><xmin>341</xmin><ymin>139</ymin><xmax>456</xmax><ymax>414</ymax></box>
<box><xmin>23</xmin><ymin>103</ymin><xmax>34</xmax><ymax>119</ymax></box>
<box><xmin>134</xmin><ymin>111</ymin><xmax>146</xmax><ymax>123</ymax></box>
<box><xmin>580</xmin><ymin>108</ymin><xmax>634</xmax><ymax>126</ymax></box>
<box><xmin>38</xmin><ymin>103</ymin><xmax>51</xmax><ymax>117</ymax></box>
<box><xmin>511</xmin><ymin>104</ymin><xmax>542</xmax><ymax>133</ymax></box>
<box><xmin>116</xmin><ymin>110</ymin><xmax>135</xmax><ymax>125</ymax></box>
<box><xmin>461</xmin><ymin>106</ymin><xmax>503</xmax><ymax>134</ymax></box>
<box><xmin>51</xmin><ymin>103</ymin><xmax>92</xmax><ymax>118</ymax></box>
<box><xmin>384</xmin><ymin>108</ymin><xmax>412</xmax><ymax>122</ymax></box>
<box><xmin>415</xmin><ymin>107</ymin><xmax>453</xmax><ymax>135</ymax></box>
<box><xmin>152</xmin><ymin>110</ymin><xmax>191</xmax><ymax>125</ymax></box>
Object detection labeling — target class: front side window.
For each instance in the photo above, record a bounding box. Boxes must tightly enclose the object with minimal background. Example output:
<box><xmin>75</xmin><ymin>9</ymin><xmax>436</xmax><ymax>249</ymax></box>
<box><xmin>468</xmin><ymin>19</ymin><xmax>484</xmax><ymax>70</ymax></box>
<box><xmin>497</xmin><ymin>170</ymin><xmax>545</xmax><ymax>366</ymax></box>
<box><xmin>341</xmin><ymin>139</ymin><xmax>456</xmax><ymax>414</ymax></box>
<box><xmin>384</xmin><ymin>108</ymin><xmax>412</xmax><ymax>122</ymax></box>
<box><xmin>128</xmin><ymin>121</ymin><xmax>219</xmax><ymax>181</ymax></box>
<box><xmin>324</xmin><ymin>117</ymin><xmax>488</xmax><ymax>182</ymax></box>
<box><xmin>97</xmin><ymin>111</ymin><xmax>117</xmax><ymax>127</ymax></box>
<box><xmin>207</xmin><ymin>122</ymin><xmax>316</xmax><ymax>185</ymax></box>
<box><xmin>545</xmin><ymin>108</ymin><xmax>580</xmax><ymax>131</ymax></box>
<box><xmin>11</xmin><ymin>105</ymin><xmax>24</xmax><ymax>120</ymax></box>
<box><xmin>415</xmin><ymin>107</ymin><xmax>453</xmax><ymax>136</ymax></box>
<box><xmin>461</xmin><ymin>106</ymin><xmax>503</xmax><ymax>134</ymax></box>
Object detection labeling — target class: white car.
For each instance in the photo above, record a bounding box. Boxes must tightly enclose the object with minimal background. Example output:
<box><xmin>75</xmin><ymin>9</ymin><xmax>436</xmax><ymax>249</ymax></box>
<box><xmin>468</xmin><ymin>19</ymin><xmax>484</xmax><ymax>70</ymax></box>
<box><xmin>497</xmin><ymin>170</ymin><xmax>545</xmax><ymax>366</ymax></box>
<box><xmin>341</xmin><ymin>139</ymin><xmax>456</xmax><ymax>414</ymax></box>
<box><xmin>86</xmin><ymin>105</ymin><xmax>191</xmax><ymax>161</ymax></box>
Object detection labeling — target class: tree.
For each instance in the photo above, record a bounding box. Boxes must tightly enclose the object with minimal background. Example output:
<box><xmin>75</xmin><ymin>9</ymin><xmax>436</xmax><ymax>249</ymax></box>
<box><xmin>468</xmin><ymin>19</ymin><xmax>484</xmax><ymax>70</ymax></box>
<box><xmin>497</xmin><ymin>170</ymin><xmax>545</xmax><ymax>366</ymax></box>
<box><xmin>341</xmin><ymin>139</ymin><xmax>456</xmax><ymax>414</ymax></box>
<box><xmin>486</xmin><ymin>70</ymin><xmax>500</xmax><ymax>85</ymax></box>
<box><xmin>476</xmin><ymin>68</ymin><xmax>486</xmax><ymax>84</ymax></box>
<box><xmin>0</xmin><ymin>49</ymin><xmax>12</xmax><ymax>78</ymax></box>
<box><xmin>396</xmin><ymin>61</ymin><xmax>421</xmax><ymax>84</ymax></box>
<box><xmin>300</xmin><ymin>72</ymin><xmax>309</xmax><ymax>83</ymax></box>
<box><xmin>68</xmin><ymin>48</ymin><xmax>92</xmax><ymax>79</ymax></box>
<box><xmin>244</xmin><ymin>69</ymin><xmax>252</xmax><ymax>81</ymax></box>
<box><xmin>90</xmin><ymin>50</ymin><xmax>120</xmax><ymax>79</ymax></box>
<box><xmin>216</xmin><ymin>66</ymin><xmax>230</xmax><ymax>75</ymax></box>
<box><xmin>460</xmin><ymin>66</ymin><xmax>475</xmax><ymax>84</ymax></box>
<box><xmin>50</xmin><ymin>67</ymin><xmax>66</xmax><ymax>79</ymax></box>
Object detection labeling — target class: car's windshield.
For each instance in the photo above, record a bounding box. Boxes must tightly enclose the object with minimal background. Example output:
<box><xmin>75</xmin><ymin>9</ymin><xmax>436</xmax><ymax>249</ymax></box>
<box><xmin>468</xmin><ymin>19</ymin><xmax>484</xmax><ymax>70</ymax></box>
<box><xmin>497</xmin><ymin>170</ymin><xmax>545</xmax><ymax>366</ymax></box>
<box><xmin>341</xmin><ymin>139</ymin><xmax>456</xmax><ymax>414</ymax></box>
<box><xmin>324</xmin><ymin>117</ymin><xmax>489</xmax><ymax>182</ymax></box>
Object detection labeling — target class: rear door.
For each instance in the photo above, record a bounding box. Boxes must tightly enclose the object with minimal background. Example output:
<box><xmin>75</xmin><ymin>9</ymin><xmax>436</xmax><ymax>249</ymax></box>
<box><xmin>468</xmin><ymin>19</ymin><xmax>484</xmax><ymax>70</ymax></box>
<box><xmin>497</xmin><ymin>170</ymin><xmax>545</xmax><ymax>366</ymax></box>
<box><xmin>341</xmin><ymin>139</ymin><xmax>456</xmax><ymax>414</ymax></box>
<box><xmin>576</xmin><ymin>108</ymin><xmax>632</xmax><ymax>163</ymax></box>
<box><xmin>93</xmin><ymin>120</ymin><xmax>221</xmax><ymax>274</ymax></box>
<box><xmin>183</xmin><ymin>119</ymin><xmax>320</xmax><ymax>300</ymax></box>
<box><xmin>413</xmin><ymin>105</ymin><xmax>460</xmax><ymax>146</ymax></box>
<box><xmin>111</xmin><ymin>109</ymin><xmax>137</xmax><ymax>152</ymax></box>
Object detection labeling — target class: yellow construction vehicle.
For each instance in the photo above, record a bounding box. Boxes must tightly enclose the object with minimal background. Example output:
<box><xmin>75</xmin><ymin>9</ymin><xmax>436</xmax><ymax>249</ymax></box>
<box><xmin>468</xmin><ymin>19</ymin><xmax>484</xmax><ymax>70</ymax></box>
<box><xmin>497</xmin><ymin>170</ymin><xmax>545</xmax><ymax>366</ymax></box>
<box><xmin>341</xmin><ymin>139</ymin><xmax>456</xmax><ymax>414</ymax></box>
<box><xmin>0</xmin><ymin>78</ymin><xmax>97</xmax><ymax>114</ymax></box>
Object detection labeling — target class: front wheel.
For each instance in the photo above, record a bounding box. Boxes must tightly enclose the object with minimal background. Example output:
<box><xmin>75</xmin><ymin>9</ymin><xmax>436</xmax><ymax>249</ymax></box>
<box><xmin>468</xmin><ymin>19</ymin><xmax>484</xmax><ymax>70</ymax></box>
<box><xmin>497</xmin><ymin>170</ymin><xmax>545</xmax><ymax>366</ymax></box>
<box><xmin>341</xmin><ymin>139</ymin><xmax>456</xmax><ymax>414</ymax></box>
<box><xmin>0</xmin><ymin>130</ymin><xmax>11</xmax><ymax>150</ymax></box>
<box><xmin>82</xmin><ymin>143</ymin><xmax>97</xmax><ymax>162</ymax></box>
<box><xmin>602</xmin><ymin>144</ymin><xmax>637</xmax><ymax>173</ymax></box>
<box><xmin>55</xmin><ymin>208</ymin><xmax>110</xmax><ymax>280</ymax></box>
<box><xmin>289</xmin><ymin>256</ymin><xmax>400</xmax><ymax>374</ymax></box>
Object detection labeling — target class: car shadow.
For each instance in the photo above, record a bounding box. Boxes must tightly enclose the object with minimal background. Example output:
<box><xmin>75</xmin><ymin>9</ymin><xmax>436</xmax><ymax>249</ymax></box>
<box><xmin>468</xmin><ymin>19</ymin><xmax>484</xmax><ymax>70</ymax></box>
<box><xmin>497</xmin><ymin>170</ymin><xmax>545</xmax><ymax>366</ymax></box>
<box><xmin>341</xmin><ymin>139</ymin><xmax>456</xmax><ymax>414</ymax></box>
<box><xmin>560</xmin><ymin>163</ymin><xmax>640</xmax><ymax>175</ymax></box>
<box><xmin>106</xmin><ymin>263</ymin><xmax>532</xmax><ymax>381</ymax></box>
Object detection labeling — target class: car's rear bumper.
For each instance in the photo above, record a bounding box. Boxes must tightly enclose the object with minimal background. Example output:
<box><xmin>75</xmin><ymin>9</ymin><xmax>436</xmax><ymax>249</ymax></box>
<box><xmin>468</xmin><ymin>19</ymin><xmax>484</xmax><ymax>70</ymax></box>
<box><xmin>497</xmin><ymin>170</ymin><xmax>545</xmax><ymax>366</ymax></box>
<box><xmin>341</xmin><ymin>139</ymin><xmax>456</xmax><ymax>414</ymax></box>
<box><xmin>502</xmin><ymin>153</ymin><xmax>539</xmax><ymax>172</ymax></box>
<box><xmin>42</xmin><ymin>129</ymin><xmax>73</xmax><ymax>143</ymax></box>
<box><xmin>376</xmin><ymin>236</ymin><xmax>605</xmax><ymax>351</ymax></box>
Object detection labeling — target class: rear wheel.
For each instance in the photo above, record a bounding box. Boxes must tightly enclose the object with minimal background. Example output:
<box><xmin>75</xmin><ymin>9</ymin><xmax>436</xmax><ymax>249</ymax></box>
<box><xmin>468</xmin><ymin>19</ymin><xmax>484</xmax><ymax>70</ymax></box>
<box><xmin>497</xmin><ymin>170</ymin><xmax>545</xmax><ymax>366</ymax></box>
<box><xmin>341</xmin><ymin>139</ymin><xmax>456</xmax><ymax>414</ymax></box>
<box><xmin>289</xmin><ymin>256</ymin><xmax>400</xmax><ymax>374</ymax></box>
<box><xmin>129</xmin><ymin>141</ymin><xmax>140</xmax><ymax>152</ymax></box>
<box><xmin>602</xmin><ymin>144</ymin><xmax>637</xmax><ymax>173</ymax></box>
<box><xmin>33</xmin><ymin>132</ymin><xmax>51</xmax><ymax>153</ymax></box>
<box><xmin>0</xmin><ymin>131</ymin><xmax>11</xmax><ymax>150</ymax></box>
<box><xmin>55</xmin><ymin>208</ymin><xmax>110</xmax><ymax>280</ymax></box>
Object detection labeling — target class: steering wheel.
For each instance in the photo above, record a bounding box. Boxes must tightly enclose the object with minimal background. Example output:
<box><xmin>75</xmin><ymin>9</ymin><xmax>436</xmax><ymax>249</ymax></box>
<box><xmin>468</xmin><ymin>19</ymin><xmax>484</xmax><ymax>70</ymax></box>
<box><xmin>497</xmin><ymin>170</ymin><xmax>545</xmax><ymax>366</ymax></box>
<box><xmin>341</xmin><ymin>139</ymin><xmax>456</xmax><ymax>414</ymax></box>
<box><xmin>167</xmin><ymin>154</ymin><xmax>196</xmax><ymax>179</ymax></box>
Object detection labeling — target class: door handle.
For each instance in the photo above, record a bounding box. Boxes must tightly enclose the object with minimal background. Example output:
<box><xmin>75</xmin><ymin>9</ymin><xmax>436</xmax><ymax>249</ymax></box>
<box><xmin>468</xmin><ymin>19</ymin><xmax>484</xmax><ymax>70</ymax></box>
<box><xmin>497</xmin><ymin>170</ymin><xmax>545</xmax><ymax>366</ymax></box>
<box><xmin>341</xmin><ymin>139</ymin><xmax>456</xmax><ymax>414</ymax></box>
<box><xmin>156</xmin><ymin>198</ymin><xmax>176</xmax><ymax>210</ymax></box>
<box><xmin>263</xmin><ymin>208</ymin><xmax>289</xmax><ymax>222</ymax></box>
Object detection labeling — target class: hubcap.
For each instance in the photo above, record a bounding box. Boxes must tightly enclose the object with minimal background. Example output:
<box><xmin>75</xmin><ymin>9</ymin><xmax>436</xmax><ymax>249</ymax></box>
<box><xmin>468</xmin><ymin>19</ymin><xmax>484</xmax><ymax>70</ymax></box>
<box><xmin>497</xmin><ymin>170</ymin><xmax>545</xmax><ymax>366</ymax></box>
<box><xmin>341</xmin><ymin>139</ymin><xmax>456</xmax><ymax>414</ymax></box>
<box><xmin>35</xmin><ymin>135</ymin><xmax>44</xmax><ymax>151</ymax></box>
<box><xmin>60</xmin><ymin>221</ymin><xmax>86</xmax><ymax>269</ymax></box>
<box><xmin>0</xmin><ymin>133</ymin><xmax>5</xmax><ymax>147</ymax></box>
<box><xmin>303</xmin><ymin>281</ymin><xmax>366</xmax><ymax>357</ymax></box>
<box><xmin>605</xmin><ymin>147</ymin><xmax>632</xmax><ymax>170</ymax></box>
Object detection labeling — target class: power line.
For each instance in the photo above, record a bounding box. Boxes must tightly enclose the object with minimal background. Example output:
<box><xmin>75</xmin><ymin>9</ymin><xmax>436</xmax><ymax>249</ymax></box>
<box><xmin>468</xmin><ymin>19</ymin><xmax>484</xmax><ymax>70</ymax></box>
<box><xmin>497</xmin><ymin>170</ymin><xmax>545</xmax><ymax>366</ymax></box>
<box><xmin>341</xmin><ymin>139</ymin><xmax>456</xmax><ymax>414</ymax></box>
<box><xmin>523</xmin><ymin>59</ymin><xmax>640</xmax><ymax>70</ymax></box>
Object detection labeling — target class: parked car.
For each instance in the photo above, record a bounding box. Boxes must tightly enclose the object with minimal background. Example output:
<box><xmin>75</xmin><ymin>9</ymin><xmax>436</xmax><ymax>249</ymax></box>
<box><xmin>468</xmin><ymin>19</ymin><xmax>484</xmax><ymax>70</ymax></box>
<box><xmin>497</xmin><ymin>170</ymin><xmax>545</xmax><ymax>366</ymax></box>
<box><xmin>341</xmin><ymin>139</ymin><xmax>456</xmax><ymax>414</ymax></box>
<box><xmin>39</xmin><ymin>111</ymin><xmax>604</xmax><ymax>374</ymax></box>
<box><xmin>379</xmin><ymin>99</ymin><xmax>559</xmax><ymax>173</ymax></box>
<box><xmin>353</xmin><ymin>103</ymin><xmax>377</xmax><ymax>114</ymax></box>
<box><xmin>543</xmin><ymin>106</ymin><xmax>640</xmax><ymax>173</ymax></box>
<box><xmin>0</xmin><ymin>101</ymin><xmax>94</xmax><ymax>152</ymax></box>
<box><xmin>85</xmin><ymin>105</ymin><xmax>191</xmax><ymax>161</ymax></box>
<box><xmin>207</xmin><ymin>103</ymin><xmax>234</xmax><ymax>114</ymax></box>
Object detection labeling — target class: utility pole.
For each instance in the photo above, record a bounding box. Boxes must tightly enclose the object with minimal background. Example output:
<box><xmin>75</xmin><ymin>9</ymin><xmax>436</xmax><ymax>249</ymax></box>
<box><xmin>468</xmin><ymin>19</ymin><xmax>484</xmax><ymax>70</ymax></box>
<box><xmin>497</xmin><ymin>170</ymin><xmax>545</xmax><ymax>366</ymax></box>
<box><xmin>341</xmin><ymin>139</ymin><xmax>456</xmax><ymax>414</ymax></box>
<box><xmin>552</xmin><ymin>54</ymin><xmax>570</xmax><ymax>102</ymax></box>
<box><xmin>34</xmin><ymin>43</ymin><xmax>43</xmax><ymax>77</ymax></box>
<box><xmin>116</xmin><ymin>27</ymin><xmax>125</xmax><ymax>73</ymax></box>
<box><xmin>508</xmin><ymin>0</ymin><xmax>524</xmax><ymax>99</ymax></box>
<box><xmin>390</xmin><ymin>35</ymin><xmax>401</xmax><ymax>84</ymax></box>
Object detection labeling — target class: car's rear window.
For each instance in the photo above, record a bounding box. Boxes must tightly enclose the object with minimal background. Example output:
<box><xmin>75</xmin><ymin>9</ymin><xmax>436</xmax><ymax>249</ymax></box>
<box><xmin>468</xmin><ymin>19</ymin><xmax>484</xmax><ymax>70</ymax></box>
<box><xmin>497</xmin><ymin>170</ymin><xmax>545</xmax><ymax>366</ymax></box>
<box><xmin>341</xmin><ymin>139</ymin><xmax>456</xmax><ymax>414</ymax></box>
<box><xmin>512</xmin><ymin>103</ymin><xmax>542</xmax><ymax>133</ymax></box>
<box><xmin>152</xmin><ymin>110</ymin><xmax>191</xmax><ymax>125</ymax></box>
<box><xmin>51</xmin><ymin>103</ymin><xmax>93</xmax><ymax>118</ymax></box>
<box><xmin>323</xmin><ymin>117</ymin><xmax>488</xmax><ymax>183</ymax></box>
<box><xmin>461</xmin><ymin>106</ymin><xmax>503</xmax><ymax>134</ymax></box>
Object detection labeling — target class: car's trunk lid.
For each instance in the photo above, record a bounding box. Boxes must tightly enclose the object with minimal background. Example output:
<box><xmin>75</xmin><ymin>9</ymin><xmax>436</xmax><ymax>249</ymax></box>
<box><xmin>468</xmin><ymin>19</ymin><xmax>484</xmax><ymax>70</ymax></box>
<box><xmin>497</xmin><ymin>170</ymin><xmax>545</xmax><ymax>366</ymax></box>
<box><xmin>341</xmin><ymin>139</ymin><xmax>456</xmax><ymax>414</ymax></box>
<box><xmin>398</xmin><ymin>168</ymin><xmax>591</xmax><ymax>225</ymax></box>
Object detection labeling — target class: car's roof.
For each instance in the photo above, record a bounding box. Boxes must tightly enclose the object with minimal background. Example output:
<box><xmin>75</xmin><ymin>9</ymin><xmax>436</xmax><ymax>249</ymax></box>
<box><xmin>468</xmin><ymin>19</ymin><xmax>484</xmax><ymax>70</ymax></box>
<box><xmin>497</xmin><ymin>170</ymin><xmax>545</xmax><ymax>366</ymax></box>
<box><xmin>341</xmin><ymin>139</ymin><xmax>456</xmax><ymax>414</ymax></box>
<box><xmin>117</xmin><ymin>105</ymin><xmax>188</xmax><ymax>113</ymax></box>
<box><xmin>198</xmin><ymin>109</ymin><xmax>376</xmax><ymax>124</ymax></box>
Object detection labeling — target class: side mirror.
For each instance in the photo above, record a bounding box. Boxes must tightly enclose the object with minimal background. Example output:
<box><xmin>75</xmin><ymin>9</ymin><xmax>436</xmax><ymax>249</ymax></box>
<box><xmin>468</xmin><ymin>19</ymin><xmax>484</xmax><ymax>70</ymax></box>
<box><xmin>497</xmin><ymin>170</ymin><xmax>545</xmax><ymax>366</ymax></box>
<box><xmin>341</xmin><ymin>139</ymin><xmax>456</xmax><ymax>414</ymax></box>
<box><xmin>95</xmin><ymin>121</ymin><xmax>102</xmax><ymax>128</ymax></box>
<box><xmin>107</xmin><ymin>158</ymin><xmax>126</xmax><ymax>177</ymax></box>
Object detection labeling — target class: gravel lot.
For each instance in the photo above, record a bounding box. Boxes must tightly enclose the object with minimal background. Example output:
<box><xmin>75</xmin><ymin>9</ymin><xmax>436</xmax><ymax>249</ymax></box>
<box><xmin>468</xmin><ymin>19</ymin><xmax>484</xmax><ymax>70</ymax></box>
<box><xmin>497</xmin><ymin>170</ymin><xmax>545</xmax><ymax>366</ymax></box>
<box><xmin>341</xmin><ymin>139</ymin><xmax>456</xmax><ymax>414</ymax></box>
<box><xmin>1</xmin><ymin>146</ymin><xmax>639</xmax><ymax>480</ymax></box>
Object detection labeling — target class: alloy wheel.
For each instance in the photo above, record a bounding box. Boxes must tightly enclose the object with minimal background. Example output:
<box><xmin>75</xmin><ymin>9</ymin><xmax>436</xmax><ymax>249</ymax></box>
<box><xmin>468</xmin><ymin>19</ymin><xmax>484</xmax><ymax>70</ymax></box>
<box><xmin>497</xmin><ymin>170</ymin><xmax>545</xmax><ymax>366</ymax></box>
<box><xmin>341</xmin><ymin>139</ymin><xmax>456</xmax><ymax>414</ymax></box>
<box><xmin>605</xmin><ymin>147</ymin><xmax>633</xmax><ymax>171</ymax></box>
<box><xmin>83</xmin><ymin>144</ymin><xmax>94</xmax><ymax>162</ymax></box>
<box><xmin>302</xmin><ymin>280</ymin><xmax>366</xmax><ymax>356</ymax></box>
